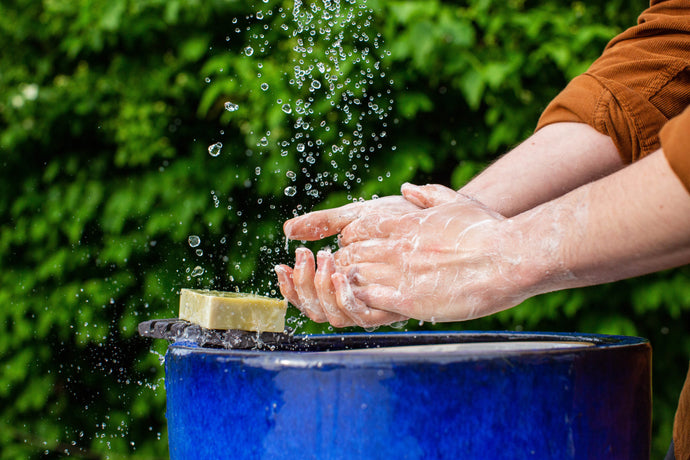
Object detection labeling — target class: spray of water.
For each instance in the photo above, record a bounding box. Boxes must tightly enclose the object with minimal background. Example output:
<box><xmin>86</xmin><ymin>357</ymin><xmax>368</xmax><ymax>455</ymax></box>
<box><xmin>187</xmin><ymin>0</ymin><xmax>394</xmax><ymax>331</ymax></box>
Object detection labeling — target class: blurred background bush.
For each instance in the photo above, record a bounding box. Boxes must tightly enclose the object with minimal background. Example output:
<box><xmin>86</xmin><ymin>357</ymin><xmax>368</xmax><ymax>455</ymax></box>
<box><xmin>1</xmin><ymin>0</ymin><xmax>686</xmax><ymax>458</ymax></box>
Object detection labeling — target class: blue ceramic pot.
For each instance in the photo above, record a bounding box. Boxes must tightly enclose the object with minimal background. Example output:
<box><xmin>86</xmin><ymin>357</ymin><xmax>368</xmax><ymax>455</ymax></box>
<box><xmin>165</xmin><ymin>331</ymin><xmax>650</xmax><ymax>460</ymax></box>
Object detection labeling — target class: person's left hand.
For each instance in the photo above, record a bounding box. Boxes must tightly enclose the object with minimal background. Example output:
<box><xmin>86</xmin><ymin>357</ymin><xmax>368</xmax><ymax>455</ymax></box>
<box><xmin>275</xmin><ymin>247</ymin><xmax>408</xmax><ymax>328</ymax></box>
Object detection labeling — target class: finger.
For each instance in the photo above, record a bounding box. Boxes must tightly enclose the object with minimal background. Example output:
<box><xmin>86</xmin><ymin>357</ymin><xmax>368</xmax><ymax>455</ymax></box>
<box><xmin>315</xmin><ymin>250</ymin><xmax>356</xmax><ymax>328</ymax></box>
<box><xmin>274</xmin><ymin>264</ymin><xmax>301</xmax><ymax>307</ymax></box>
<box><xmin>344</xmin><ymin>262</ymin><xmax>401</xmax><ymax>287</ymax></box>
<box><xmin>350</xmin><ymin>284</ymin><xmax>408</xmax><ymax>316</ymax></box>
<box><xmin>292</xmin><ymin>247</ymin><xmax>328</xmax><ymax>323</ymax></box>
<box><xmin>283</xmin><ymin>201</ymin><xmax>363</xmax><ymax>241</ymax></box>
<box><xmin>331</xmin><ymin>273</ymin><xmax>407</xmax><ymax>328</ymax></box>
<box><xmin>402</xmin><ymin>183</ymin><xmax>506</xmax><ymax>220</ymax></box>
<box><xmin>400</xmin><ymin>183</ymin><xmax>462</xmax><ymax>208</ymax></box>
<box><xmin>339</xmin><ymin>214</ymin><xmax>404</xmax><ymax>246</ymax></box>
<box><xmin>335</xmin><ymin>239</ymin><xmax>404</xmax><ymax>266</ymax></box>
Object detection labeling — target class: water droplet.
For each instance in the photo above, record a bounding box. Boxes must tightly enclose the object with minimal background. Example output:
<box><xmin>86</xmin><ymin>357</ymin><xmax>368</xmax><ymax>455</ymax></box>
<box><xmin>310</xmin><ymin>80</ymin><xmax>321</xmax><ymax>90</ymax></box>
<box><xmin>191</xmin><ymin>266</ymin><xmax>204</xmax><ymax>277</ymax></box>
<box><xmin>188</xmin><ymin>235</ymin><xmax>201</xmax><ymax>247</ymax></box>
<box><xmin>208</xmin><ymin>142</ymin><xmax>222</xmax><ymax>157</ymax></box>
<box><xmin>296</xmin><ymin>143</ymin><xmax>305</xmax><ymax>152</ymax></box>
<box><xmin>261</xmin><ymin>83</ymin><xmax>269</xmax><ymax>91</ymax></box>
<box><xmin>195</xmin><ymin>249</ymin><xmax>203</xmax><ymax>256</ymax></box>
<box><xmin>224</xmin><ymin>102</ymin><xmax>239</xmax><ymax>112</ymax></box>
<box><xmin>282</xmin><ymin>104</ymin><xmax>292</xmax><ymax>114</ymax></box>
<box><xmin>390</xmin><ymin>320</ymin><xmax>407</xmax><ymax>330</ymax></box>
<box><xmin>244</xmin><ymin>46</ymin><xmax>254</xmax><ymax>56</ymax></box>
<box><xmin>284</xmin><ymin>186</ymin><xmax>297</xmax><ymax>197</ymax></box>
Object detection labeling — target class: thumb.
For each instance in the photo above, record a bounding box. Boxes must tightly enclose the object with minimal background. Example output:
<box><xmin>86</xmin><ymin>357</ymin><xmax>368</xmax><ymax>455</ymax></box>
<box><xmin>401</xmin><ymin>183</ymin><xmax>461</xmax><ymax>208</ymax></box>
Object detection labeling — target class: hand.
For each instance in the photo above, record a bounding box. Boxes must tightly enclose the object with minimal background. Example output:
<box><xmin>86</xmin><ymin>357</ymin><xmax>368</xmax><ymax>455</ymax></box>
<box><xmin>275</xmin><ymin>247</ymin><xmax>408</xmax><ymax>328</ymax></box>
<box><xmin>332</xmin><ymin>183</ymin><xmax>528</xmax><ymax>324</ymax></box>
<box><xmin>276</xmin><ymin>187</ymin><xmax>462</xmax><ymax>327</ymax></box>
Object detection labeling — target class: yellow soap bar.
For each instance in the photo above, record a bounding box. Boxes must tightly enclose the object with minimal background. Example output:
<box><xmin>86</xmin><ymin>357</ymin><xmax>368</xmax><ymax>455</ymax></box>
<box><xmin>179</xmin><ymin>289</ymin><xmax>287</xmax><ymax>332</ymax></box>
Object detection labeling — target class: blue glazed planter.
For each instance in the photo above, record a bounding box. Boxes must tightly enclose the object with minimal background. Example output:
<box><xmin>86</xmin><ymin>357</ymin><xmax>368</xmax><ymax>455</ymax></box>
<box><xmin>164</xmin><ymin>331</ymin><xmax>651</xmax><ymax>460</ymax></box>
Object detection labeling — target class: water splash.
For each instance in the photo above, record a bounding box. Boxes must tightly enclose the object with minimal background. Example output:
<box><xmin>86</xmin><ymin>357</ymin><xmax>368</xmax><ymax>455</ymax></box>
<box><xmin>207</xmin><ymin>142</ymin><xmax>223</xmax><ymax>157</ymax></box>
<box><xmin>195</xmin><ymin>0</ymin><xmax>395</xmax><ymax>302</ymax></box>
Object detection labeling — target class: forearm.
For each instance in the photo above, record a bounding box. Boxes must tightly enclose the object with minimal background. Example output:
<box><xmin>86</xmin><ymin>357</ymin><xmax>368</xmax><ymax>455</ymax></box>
<box><xmin>509</xmin><ymin>149</ymin><xmax>690</xmax><ymax>297</ymax></box>
<box><xmin>461</xmin><ymin>122</ymin><xmax>624</xmax><ymax>217</ymax></box>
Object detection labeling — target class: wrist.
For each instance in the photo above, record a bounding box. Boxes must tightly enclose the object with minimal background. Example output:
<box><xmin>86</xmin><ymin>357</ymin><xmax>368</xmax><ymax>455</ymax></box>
<box><xmin>496</xmin><ymin>208</ymin><xmax>575</xmax><ymax>302</ymax></box>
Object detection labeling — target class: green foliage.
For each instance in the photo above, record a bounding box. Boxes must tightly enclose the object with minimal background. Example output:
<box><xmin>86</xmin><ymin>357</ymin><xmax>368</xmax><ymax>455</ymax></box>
<box><xmin>1</xmin><ymin>0</ymin><xmax>684</xmax><ymax>458</ymax></box>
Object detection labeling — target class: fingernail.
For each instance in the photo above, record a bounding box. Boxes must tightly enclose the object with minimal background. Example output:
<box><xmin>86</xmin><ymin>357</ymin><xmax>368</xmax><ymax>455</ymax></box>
<box><xmin>283</xmin><ymin>220</ymin><xmax>294</xmax><ymax>236</ymax></box>
<box><xmin>295</xmin><ymin>247</ymin><xmax>311</xmax><ymax>267</ymax></box>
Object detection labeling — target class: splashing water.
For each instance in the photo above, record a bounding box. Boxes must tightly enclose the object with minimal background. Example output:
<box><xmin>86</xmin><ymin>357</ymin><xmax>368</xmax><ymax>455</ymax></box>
<box><xmin>207</xmin><ymin>142</ymin><xmax>222</xmax><ymax>157</ymax></box>
<box><xmin>188</xmin><ymin>0</ymin><xmax>395</xmax><ymax>323</ymax></box>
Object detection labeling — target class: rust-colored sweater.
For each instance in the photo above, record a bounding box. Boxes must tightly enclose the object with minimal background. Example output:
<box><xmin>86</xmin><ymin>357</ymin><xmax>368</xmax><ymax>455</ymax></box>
<box><xmin>536</xmin><ymin>1</ymin><xmax>690</xmax><ymax>457</ymax></box>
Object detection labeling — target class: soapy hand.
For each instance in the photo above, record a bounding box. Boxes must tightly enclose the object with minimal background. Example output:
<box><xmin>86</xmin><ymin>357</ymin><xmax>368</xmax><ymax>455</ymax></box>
<box><xmin>275</xmin><ymin>187</ymin><xmax>461</xmax><ymax>327</ymax></box>
<box><xmin>275</xmin><ymin>248</ymin><xmax>407</xmax><ymax>328</ymax></box>
<box><xmin>335</xmin><ymin>185</ymin><xmax>521</xmax><ymax>322</ymax></box>
<box><xmin>276</xmin><ymin>184</ymin><xmax>524</xmax><ymax>327</ymax></box>
<box><xmin>332</xmin><ymin>183</ymin><xmax>530</xmax><ymax>324</ymax></box>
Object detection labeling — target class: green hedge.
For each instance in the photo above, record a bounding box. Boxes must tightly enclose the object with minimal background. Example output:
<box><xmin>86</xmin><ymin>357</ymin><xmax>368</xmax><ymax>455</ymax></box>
<box><xmin>2</xmin><ymin>0</ymin><xmax>686</xmax><ymax>458</ymax></box>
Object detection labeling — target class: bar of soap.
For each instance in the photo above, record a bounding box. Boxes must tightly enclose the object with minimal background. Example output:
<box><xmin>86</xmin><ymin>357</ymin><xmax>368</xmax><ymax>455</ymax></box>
<box><xmin>179</xmin><ymin>289</ymin><xmax>287</xmax><ymax>332</ymax></box>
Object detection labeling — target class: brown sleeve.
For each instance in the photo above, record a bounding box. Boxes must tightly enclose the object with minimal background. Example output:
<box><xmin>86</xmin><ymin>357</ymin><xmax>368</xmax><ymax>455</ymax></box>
<box><xmin>537</xmin><ymin>0</ymin><xmax>690</xmax><ymax>163</ymax></box>
<box><xmin>661</xmin><ymin>105</ymin><xmax>690</xmax><ymax>193</ymax></box>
